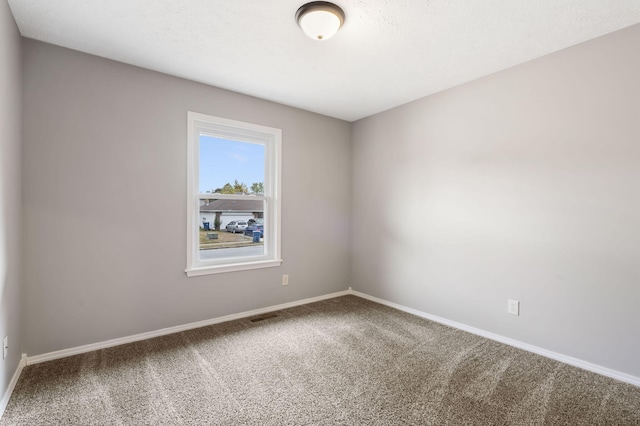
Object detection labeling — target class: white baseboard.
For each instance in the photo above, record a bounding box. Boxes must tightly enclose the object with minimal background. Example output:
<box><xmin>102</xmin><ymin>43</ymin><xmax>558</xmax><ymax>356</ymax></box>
<box><xmin>23</xmin><ymin>287</ymin><xmax>640</xmax><ymax>388</ymax></box>
<box><xmin>350</xmin><ymin>289</ymin><xmax>640</xmax><ymax>388</ymax></box>
<box><xmin>0</xmin><ymin>354</ymin><xmax>26</xmax><ymax>420</ymax></box>
<box><xmin>27</xmin><ymin>290</ymin><xmax>350</xmax><ymax>365</ymax></box>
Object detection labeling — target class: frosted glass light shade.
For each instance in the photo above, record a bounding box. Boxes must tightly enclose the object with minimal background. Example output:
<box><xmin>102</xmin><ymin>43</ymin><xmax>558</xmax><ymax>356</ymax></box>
<box><xmin>296</xmin><ymin>2</ymin><xmax>345</xmax><ymax>41</ymax></box>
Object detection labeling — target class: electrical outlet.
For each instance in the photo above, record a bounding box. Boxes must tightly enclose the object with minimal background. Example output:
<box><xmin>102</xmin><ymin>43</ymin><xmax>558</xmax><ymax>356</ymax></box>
<box><xmin>282</xmin><ymin>274</ymin><xmax>289</xmax><ymax>286</ymax></box>
<box><xmin>3</xmin><ymin>336</ymin><xmax>7</xmax><ymax>359</ymax></box>
<box><xmin>507</xmin><ymin>299</ymin><xmax>519</xmax><ymax>316</ymax></box>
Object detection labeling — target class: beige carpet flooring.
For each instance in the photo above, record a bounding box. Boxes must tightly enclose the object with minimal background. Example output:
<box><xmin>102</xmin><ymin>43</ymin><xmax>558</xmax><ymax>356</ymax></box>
<box><xmin>2</xmin><ymin>295</ymin><xmax>639</xmax><ymax>425</ymax></box>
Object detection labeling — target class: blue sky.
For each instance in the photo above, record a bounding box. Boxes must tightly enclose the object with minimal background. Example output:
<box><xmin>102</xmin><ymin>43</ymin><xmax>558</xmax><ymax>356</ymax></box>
<box><xmin>199</xmin><ymin>135</ymin><xmax>264</xmax><ymax>193</ymax></box>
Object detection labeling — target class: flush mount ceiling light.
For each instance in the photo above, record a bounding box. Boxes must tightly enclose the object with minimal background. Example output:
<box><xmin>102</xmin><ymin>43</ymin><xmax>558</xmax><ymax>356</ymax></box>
<box><xmin>296</xmin><ymin>2</ymin><xmax>345</xmax><ymax>41</ymax></box>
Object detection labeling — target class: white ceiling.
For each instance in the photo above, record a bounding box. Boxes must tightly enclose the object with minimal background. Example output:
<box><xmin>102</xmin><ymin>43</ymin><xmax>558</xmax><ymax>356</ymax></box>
<box><xmin>8</xmin><ymin>0</ymin><xmax>640</xmax><ymax>122</ymax></box>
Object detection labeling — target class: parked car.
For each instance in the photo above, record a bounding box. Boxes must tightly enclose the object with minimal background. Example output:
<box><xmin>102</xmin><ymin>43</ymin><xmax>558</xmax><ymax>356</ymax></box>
<box><xmin>244</xmin><ymin>223</ymin><xmax>264</xmax><ymax>238</ymax></box>
<box><xmin>247</xmin><ymin>218</ymin><xmax>264</xmax><ymax>226</ymax></box>
<box><xmin>225</xmin><ymin>220</ymin><xmax>248</xmax><ymax>233</ymax></box>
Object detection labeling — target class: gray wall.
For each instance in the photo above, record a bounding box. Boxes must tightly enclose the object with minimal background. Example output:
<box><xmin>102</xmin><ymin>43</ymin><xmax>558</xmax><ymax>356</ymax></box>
<box><xmin>351</xmin><ymin>24</ymin><xmax>640</xmax><ymax>377</ymax></box>
<box><xmin>22</xmin><ymin>40</ymin><xmax>351</xmax><ymax>356</ymax></box>
<box><xmin>0</xmin><ymin>0</ymin><xmax>23</xmax><ymax>397</ymax></box>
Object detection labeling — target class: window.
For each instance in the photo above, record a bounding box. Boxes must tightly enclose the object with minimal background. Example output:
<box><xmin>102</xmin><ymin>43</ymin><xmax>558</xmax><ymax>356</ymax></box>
<box><xmin>186</xmin><ymin>112</ymin><xmax>282</xmax><ymax>276</ymax></box>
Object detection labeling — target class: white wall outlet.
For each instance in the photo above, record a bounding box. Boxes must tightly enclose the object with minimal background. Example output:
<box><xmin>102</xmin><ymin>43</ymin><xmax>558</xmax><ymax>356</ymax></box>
<box><xmin>3</xmin><ymin>336</ymin><xmax>7</xmax><ymax>359</ymax></box>
<box><xmin>507</xmin><ymin>299</ymin><xmax>519</xmax><ymax>316</ymax></box>
<box><xmin>282</xmin><ymin>274</ymin><xmax>289</xmax><ymax>286</ymax></box>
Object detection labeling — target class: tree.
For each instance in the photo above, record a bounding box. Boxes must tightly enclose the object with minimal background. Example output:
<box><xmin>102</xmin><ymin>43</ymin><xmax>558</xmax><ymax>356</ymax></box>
<box><xmin>232</xmin><ymin>179</ymin><xmax>248</xmax><ymax>194</ymax></box>
<box><xmin>214</xmin><ymin>180</ymin><xmax>258</xmax><ymax>194</ymax></box>
<box><xmin>220</xmin><ymin>183</ymin><xmax>234</xmax><ymax>194</ymax></box>
<box><xmin>251</xmin><ymin>182</ymin><xmax>264</xmax><ymax>194</ymax></box>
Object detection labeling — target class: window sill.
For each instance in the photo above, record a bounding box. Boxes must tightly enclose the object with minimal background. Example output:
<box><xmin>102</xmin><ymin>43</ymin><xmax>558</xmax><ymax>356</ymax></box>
<box><xmin>185</xmin><ymin>258</ymin><xmax>283</xmax><ymax>277</ymax></box>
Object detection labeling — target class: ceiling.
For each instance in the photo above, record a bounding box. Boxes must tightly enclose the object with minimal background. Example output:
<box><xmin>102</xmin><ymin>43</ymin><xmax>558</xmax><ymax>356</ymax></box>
<box><xmin>8</xmin><ymin>0</ymin><xmax>640</xmax><ymax>122</ymax></box>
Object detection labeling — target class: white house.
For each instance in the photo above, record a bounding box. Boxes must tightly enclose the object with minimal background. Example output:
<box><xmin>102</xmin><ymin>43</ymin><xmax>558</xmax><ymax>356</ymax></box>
<box><xmin>199</xmin><ymin>198</ymin><xmax>263</xmax><ymax>230</ymax></box>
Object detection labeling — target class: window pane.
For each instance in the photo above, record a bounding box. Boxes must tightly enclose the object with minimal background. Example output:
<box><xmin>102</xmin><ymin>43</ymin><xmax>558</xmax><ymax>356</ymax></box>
<box><xmin>199</xmin><ymin>198</ymin><xmax>265</xmax><ymax>260</ymax></box>
<box><xmin>199</xmin><ymin>135</ymin><xmax>265</xmax><ymax>195</ymax></box>
<box><xmin>187</xmin><ymin>112</ymin><xmax>281</xmax><ymax>276</ymax></box>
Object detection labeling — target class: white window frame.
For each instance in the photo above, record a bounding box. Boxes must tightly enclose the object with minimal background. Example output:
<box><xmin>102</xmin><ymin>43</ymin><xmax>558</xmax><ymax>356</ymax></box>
<box><xmin>186</xmin><ymin>112</ymin><xmax>282</xmax><ymax>276</ymax></box>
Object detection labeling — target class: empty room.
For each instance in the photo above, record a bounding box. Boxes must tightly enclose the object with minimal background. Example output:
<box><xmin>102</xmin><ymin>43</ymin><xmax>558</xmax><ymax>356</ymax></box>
<box><xmin>1</xmin><ymin>0</ymin><xmax>639</xmax><ymax>424</ymax></box>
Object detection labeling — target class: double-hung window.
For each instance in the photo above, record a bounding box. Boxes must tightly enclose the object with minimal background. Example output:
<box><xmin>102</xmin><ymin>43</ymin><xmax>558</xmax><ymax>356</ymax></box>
<box><xmin>186</xmin><ymin>112</ymin><xmax>282</xmax><ymax>276</ymax></box>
